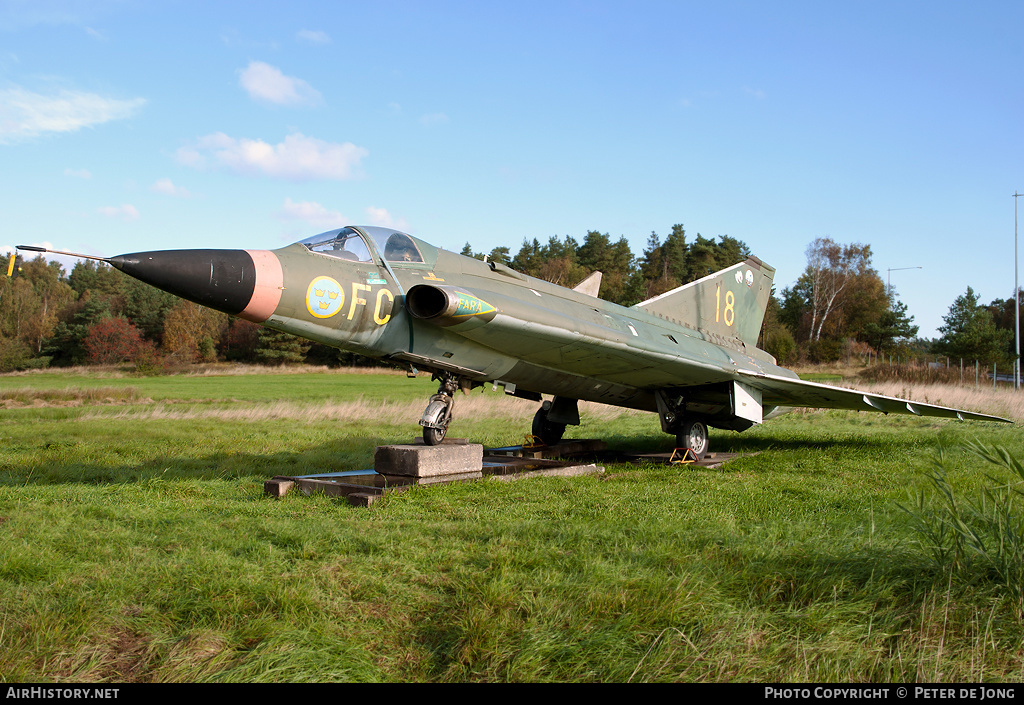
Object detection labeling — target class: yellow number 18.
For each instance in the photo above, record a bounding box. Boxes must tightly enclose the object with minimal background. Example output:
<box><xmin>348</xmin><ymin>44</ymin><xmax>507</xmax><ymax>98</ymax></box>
<box><xmin>716</xmin><ymin>286</ymin><xmax>735</xmax><ymax>327</ymax></box>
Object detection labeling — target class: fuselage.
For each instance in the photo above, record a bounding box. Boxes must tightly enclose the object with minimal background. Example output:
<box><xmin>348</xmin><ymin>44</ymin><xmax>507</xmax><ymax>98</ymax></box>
<box><xmin>113</xmin><ymin>226</ymin><xmax>794</xmax><ymax>416</ymax></box>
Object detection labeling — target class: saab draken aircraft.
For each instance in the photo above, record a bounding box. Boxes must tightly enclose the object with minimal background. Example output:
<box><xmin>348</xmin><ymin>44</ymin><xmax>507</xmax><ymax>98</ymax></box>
<box><xmin>18</xmin><ymin>226</ymin><xmax>1010</xmax><ymax>455</ymax></box>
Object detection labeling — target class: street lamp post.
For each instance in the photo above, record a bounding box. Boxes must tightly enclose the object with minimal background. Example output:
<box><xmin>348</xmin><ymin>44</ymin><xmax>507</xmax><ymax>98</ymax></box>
<box><xmin>886</xmin><ymin>266</ymin><xmax>923</xmax><ymax>298</ymax></box>
<box><xmin>1015</xmin><ymin>193</ymin><xmax>1021</xmax><ymax>390</ymax></box>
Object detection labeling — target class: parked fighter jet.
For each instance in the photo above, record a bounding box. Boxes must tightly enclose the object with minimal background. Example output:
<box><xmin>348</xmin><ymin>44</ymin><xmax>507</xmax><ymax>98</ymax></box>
<box><xmin>18</xmin><ymin>226</ymin><xmax>1009</xmax><ymax>454</ymax></box>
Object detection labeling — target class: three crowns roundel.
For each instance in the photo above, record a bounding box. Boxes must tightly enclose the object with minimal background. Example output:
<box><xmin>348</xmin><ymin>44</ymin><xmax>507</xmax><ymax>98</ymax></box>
<box><xmin>306</xmin><ymin>276</ymin><xmax>344</xmax><ymax>318</ymax></box>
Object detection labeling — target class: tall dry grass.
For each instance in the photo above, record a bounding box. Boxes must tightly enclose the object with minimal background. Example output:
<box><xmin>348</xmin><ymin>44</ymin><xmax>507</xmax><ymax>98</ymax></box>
<box><xmin>179</xmin><ymin>363</ymin><xmax>408</xmax><ymax>377</ymax></box>
<box><xmin>0</xmin><ymin>386</ymin><xmax>147</xmax><ymax>407</ymax></box>
<box><xmin>851</xmin><ymin>381</ymin><xmax>1024</xmax><ymax>423</ymax></box>
<box><xmin>74</xmin><ymin>394</ymin><xmax>640</xmax><ymax>424</ymax></box>
<box><xmin>791</xmin><ymin>360</ymin><xmax>1024</xmax><ymax>422</ymax></box>
<box><xmin>5</xmin><ymin>371</ymin><xmax>1017</xmax><ymax>425</ymax></box>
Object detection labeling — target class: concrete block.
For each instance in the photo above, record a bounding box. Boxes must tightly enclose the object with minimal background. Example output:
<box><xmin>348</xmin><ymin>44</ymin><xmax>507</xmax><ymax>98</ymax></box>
<box><xmin>374</xmin><ymin>443</ymin><xmax>484</xmax><ymax>477</ymax></box>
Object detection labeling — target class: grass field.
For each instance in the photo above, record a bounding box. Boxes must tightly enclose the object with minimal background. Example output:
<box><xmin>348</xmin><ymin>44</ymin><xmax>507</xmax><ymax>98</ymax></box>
<box><xmin>1</xmin><ymin>366</ymin><xmax>1023</xmax><ymax>682</ymax></box>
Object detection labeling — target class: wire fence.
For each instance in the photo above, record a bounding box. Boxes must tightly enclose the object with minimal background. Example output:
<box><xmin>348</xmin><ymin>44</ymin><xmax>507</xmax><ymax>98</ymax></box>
<box><xmin>856</xmin><ymin>351</ymin><xmax>1022</xmax><ymax>390</ymax></box>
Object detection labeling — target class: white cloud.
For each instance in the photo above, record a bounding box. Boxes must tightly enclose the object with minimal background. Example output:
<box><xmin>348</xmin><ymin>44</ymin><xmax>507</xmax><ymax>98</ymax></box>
<box><xmin>275</xmin><ymin>198</ymin><xmax>346</xmax><ymax>229</ymax></box>
<box><xmin>97</xmin><ymin>204</ymin><xmax>139</xmax><ymax>221</ymax></box>
<box><xmin>64</xmin><ymin>167</ymin><xmax>91</xmax><ymax>179</ymax></box>
<box><xmin>0</xmin><ymin>87</ymin><xmax>145</xmax><ymax>144</ymax></box>
<box><xmin>150</xmin><ymin>178</ymin><xmax>190</xmax><ymax>197</ymax></box>
<box><xmin>174</xmin><ymin>144</ymin><xmax>205</xmax><ymax>169</ymax></box>
<box><xmin>364</xmin><ymin>206</ymin><xmax>407</xmax><ymax>230</ymax></box>
<box><xmin>239</xmin><ymin>61</ymin><xmax>321</xmax><ymax>107</ymax></box>
<box><xmin>275</xmin><ymin>200</ymin><xmax>408</xmax><ymax>232</ymax></box>
<box><xmin>419</xmin><ymin>112</ymin><xmax>449</xmax><ymax>126</ymax></box>
<box><xmin>177</xmin><ymin>132</ymin><xmax>368</xmax><ymax>182</ymax></box>
<box><xmin>296</xmin><ymin>29</ymin><xmax>331</xmax><ymax>45</ymax></box>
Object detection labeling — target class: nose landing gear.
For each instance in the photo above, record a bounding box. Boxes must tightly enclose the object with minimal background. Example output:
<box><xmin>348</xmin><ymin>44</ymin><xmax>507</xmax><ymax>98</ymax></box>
<box><xmin>420</xmin><ymin>373</ymin><xmax>459</xmax><ymax>445</ymax></box>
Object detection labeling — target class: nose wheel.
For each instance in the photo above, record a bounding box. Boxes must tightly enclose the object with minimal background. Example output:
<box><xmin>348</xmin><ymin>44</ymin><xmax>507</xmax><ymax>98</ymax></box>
<box><xmin>421</xmin><ymin>404</ymin><xmax>451</xmax><ymax>445</ymax></box>
<box><xmin>420</xmin><ymin>373</ymin><xmax>458</xmax><ymax>446</ymax></box>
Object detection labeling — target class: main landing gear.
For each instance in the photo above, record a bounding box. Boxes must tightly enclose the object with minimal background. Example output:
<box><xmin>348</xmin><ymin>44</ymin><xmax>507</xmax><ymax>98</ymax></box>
<box><xmin>532</xmin><ymin>400</ymin><xmax>566</xmax><ymax>446</ymax></box>
<box><xmin>675</xmin><ymin>419</ymin><xmax>709</xmax><ymax>458</ymax></box>
<box><xmin>656</xmin><ymin>390</ymin><xmax>710</xmax><ymax>459</ymax></box>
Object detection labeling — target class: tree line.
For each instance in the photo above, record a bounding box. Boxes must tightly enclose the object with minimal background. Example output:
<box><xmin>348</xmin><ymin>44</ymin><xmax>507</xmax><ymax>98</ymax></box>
<box><xmin>461</xmin><ymin>225</ymin><xmax>751</xmax><ymax>305</ymax></box>
<box><xmin>0</xmin><ymin>256</ymin><xmax>323</xmax><ymax>372</ymax></box>
<box><xmin>0</xmin><ymin>226</ymin><xmax>1019</xmax><ymax>373</ymax></box>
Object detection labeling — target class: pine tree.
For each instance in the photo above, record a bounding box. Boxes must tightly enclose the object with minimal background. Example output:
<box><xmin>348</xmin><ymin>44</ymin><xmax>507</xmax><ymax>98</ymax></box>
<box><xmin>934</xmin><ymin>287</ymin><xmax>1012</xmax><ymax>365</ymax></box>
<box><xmin>862</xmin><ymin>300</ymin><xmax>919</xmax><ymax>353</ymax></box>
<box><xmin>256</xmin><ymin>327</ymin><xmax>311</xmax><ymax>365</ymax></box>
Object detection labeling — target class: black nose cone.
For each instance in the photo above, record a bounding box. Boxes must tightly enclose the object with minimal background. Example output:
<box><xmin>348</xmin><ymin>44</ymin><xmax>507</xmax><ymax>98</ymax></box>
<box><xmin>108</xmin><ymin>249</ymin><xmax>257</xmax><ymax>315</ymax></box>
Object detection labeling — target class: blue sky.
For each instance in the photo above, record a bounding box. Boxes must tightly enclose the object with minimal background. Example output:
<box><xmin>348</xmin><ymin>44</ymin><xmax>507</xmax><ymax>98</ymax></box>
<box><xmin>1</xmin><ymin>0</ymin><xmax>1021</xmax><ymax>338</ymax></box>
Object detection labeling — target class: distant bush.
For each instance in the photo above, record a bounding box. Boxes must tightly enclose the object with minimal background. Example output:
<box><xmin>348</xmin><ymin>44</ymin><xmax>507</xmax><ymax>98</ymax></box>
<box><xmin>763</xmin><ymin>326</ymin><xmax>796</xmax><ymax>365</ymax></box>
<box><xmin>805</xmin><ymin>338</ymin><xmax>844</xmax><ymax>364</ymax></box>
<box><xmin>0</xmin><ymin>337</ymin><xmax>35</xmax><ymax>372</ymax></box>
<box><xmin>132</xmin><ymin>343</ymin><xmax>166</xmax><ymax>376</ymax></box>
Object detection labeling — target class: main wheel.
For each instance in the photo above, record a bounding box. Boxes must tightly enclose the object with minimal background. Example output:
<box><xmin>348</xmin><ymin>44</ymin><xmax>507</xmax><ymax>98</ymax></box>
<box><xmin>676</xmin><ymin>420</ymin><xmax>709</xmax><ymax>458</ymax></box>
<box><xmin>532</xmin><ymin>406</ymin><xmax>566</xmax><ymax>446</ymax></box>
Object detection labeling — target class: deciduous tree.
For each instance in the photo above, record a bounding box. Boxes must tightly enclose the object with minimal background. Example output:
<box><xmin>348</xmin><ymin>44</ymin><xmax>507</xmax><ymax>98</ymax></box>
<box><xmin>804</xmin><ymin>238</ymin><xmax>874</xmax><ymax>341</ymax></box>
<box><xmin>162</xmin><ymin>300</ymin><xmax>228</xmax><ymax>363</ymax></box>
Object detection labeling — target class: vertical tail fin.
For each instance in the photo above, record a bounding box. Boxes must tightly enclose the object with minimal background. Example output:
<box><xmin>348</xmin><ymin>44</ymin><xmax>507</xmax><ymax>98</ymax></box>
<box><xmin>632</xmin><ymin>257</ymin><xmax>775</xmax><ymax>348</ymax></box>
<box><xmin>572</xmin><ymin>270</ymin><xmax>602</xmax><ymax>297</ymax></box>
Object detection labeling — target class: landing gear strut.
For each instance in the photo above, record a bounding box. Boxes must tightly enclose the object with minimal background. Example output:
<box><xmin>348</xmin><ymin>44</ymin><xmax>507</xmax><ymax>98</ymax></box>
<box><xmin>420</xmin><ymin>373</ymin><xmax>459</xmax><ymax>445</ymax></box>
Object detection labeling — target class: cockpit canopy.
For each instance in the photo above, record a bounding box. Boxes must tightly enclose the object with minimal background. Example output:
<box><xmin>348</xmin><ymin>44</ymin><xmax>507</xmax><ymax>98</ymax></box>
<box><xmin>299</xmin><ymin>226</ymin><xmax>430</xmax><ymax>265</ymax></box>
